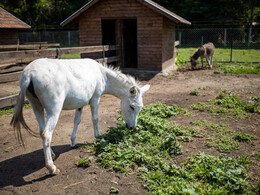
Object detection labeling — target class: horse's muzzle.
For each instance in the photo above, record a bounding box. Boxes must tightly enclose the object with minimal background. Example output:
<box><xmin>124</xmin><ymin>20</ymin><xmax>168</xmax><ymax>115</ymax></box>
<box><xmin>125</xmin><ymin>123</ymin><xmax>134</xmax><ymax>130</ymax></box>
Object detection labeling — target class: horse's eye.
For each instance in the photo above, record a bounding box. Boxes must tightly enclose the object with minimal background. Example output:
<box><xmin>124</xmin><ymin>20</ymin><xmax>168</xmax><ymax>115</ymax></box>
<box><xmin>130</xmin><ymin>105</ymin><xmax>135</xmax><ymax>111</ymax></box>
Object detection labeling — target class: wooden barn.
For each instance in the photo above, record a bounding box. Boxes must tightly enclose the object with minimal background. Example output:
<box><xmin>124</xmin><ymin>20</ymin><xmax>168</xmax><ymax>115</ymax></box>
<box><xmin>0</xmin><ymin>7</ymin><xmax>31</xmax><ymax>50</ymax></box>
<box><xmin>61</xmin><ymin>0</ymin><xmax>191</xmax><ymax>72</ymax></box>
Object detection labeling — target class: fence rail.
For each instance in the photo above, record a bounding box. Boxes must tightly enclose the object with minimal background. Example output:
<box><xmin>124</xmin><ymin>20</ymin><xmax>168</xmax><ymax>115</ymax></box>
<box><xmin>0</xmin><ymin>45</ymin><xmax>120</xmax><ymax>66</ymax></box>
<box><xmin>0</xmin><ymin>43</ymin><xmax>60</xmax><ymax>50</ymax></box>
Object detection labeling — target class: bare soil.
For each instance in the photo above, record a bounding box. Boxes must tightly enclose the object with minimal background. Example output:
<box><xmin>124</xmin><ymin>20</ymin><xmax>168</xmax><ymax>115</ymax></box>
<box><xmin>0</xmin><ymin>65</ymin><xmax>259</xmax><ymax>194</ymax></box>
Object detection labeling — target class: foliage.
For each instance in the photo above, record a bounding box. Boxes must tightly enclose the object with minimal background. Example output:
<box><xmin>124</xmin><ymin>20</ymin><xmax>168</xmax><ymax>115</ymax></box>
<box><xmin>75</xmin><ymin>156</ymin><xmax>93</xmax><ymax>168</ymax></box>
<box><xmin>78</xmin><ymin>102</ymin><xmax>255</xmax><ymax>194</ymax></box>
<box><xmin>0</xmin><ymin>0</ymin><xmax>89</xmax><ymax>29</ymax></box>
<box><xmin>1</xmin><ymin>0</ymin><xmax>259</xmax><ymax>29</ymax></box>
<box><xmin>175</xmin><ymin>54</ymin><xmax>187</xmax><ymax>68</ymax></box>
<box><xmin>191</xmin><ymin>90</ymin><xmax>260</xmax><ymax>118</ymax></box>
<box><xmin>214</xmin><ymin>63</ymin><xmax>260</xmax><ymax>74</ymax></box>
<box><xmin>0</xmin><ymin>104</ymin><xmax>31</xmax><ymax>117</ymax></box>
<box><xmin>0</xmin><ymin>107</ymin><xmax>15</xmax><ymax>117</ymax></box>
<box><xmin>110</xmin><ymin>187</ymin><xmax>119</xmax><ymax>194</ymax></box>
<box><xmin>233</xmin><ymin>133</ymin><xmax>258</xmax><ymax>142</ymax></box>
<box><xmin>154</xmin><ymin>0</ymin><xmax>260</xmax><ymax>26</ymax></box>
<box><xmin>250</xmin><ymin>96</ymin><xmax>260</xmax><ymax>102</ymax></box>
<box><xmin>190</xmin><ymin>90</ymin><xmax>200</xmax><ymax>96</ymax></box>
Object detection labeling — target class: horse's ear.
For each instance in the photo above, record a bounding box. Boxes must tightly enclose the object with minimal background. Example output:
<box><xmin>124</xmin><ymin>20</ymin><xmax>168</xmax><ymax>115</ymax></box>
<box><xmin>141</xmin><ymin>84</ymin><xmax>150</xmax><ymax>94</ymax></box>
<box><xmin>129</xmin><ymin>86</ymin><xmax>137</xmax><ymax>96</ymax></box>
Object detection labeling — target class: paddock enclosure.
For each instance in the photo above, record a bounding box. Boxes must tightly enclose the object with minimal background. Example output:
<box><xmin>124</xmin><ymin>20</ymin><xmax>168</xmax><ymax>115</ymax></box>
<box><xmin>1</xmin><ymin>65</ymin><xmax>260</xmax><ymax>194</ymax></box>
<box><xmin>61</xmin><ymin>0</ymin><xmax>191</xmax><ymax>71</ymax></box>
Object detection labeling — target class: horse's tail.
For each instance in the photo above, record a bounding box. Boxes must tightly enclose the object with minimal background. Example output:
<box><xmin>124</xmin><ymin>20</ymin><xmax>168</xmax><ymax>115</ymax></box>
<box><xmin>10</xmin><ymin>71</ymin><xmax>39</xmax><ymax>147</ymax></box>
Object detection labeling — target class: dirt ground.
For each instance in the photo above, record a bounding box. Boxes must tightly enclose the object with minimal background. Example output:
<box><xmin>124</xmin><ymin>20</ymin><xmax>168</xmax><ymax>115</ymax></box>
<box><xmin>0</xmin><ymin>65</ymin><xmax>259</xmax><ymax>194</ymax></box>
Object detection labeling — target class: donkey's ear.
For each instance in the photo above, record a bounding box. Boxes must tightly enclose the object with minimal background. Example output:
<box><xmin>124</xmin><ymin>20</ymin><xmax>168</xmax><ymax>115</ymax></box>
<box><xmin>141</xmin><ymin>84</ymin><xmax>150</xmax><ymax>94</ymax></box>
<box><xmin>129</xmin><ymin>86</ymin><xmax>137</xmax><ymax>96</ymax></box>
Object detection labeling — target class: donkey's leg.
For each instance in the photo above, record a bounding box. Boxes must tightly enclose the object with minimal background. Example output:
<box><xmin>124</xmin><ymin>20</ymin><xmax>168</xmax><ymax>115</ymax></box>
<box><xmin>205</xmin><ymin>56</ymin><xmax>211</xmax><ymax>69</ymax></box>
<box><xmin>90</xmin><ymin>97</ymin><xmax>101</xmax><ymax>138</ymax></box>
<box><xmin>210</xmin><ymin>55</ymin><xmax>213</xmax><ymax>68</ymax></box>
<box><xmin>41</xmin><ymin>108</ymin><xmax>62</xmax><ymax>175</ymax></box>
<box><xmin>71</xmin><ymin>108</ymin><xmax>82</xmax><ymax>148</ymax></box>
<box><xmin>201</xmin><ymin>57</ymin><xmax>204</xmax><ymax>68</ymax></box>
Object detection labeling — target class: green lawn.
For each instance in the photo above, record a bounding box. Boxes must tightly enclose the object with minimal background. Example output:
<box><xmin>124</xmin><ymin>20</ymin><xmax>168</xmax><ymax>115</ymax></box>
<box><xmin>61</xmin><ymin>53</ymin><xmax>81</xmax><ymax>59</ymax></box>
<box><xmin>178</xmin><ymin>48</ymin><xmax>260</xmax><ymax>62</ymax></box>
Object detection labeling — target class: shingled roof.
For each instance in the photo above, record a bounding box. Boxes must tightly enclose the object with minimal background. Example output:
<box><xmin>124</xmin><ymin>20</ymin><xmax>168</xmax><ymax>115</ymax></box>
<box><xmin>61</xmin><ymin>0</ymin><xmax>191</xmax><ymax>26</ymax></box>
<box><xmin>0</xmin><ymin>7</ymin><xmax>31</xmax><ymax>29</ymax></box>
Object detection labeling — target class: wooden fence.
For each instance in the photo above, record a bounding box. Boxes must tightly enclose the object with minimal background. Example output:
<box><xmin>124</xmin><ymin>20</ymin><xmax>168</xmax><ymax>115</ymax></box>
<box><xmin>0</xmin><ymin>45</ymin><xmax>120</xmax><ymax>108</ymax></box>
<box><xmin>0</xmin><ymin>42</ymin><xmax>60</xmax><ymax>51</ymax></box>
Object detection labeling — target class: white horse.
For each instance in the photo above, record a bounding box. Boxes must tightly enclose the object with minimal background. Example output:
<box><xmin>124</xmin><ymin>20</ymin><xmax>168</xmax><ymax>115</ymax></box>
<box><xmin>11</xmin><ymin>58</ymin><xmax>150</xmax><ymax>175</ymax></box>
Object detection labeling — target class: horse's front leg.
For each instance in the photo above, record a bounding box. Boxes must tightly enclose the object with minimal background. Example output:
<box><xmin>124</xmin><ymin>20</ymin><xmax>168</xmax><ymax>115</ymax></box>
<box><xmin>201</xmin><ymin>57</ymin><xmax>204</xmax><ymax>68</ymax></box>
<box><xmin>71</xmin><ymin>108</ymin><xmax>82</xmax><ymax>148</ymax></box>
<box><xmin>90</xmin><ymin>97</ymin><xmax>101</xmax><ymax>138</ymax></box>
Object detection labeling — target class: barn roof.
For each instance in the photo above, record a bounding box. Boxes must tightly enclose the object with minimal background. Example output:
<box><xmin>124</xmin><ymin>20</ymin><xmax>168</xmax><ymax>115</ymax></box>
<box><xmin>0</xmin><ymin>7</ymin><xmax>31</xmax><ymax>29</ymax></box>
<box><xmin>60</xmin><ymin>0</ymin><xmax>191</xmax><ymax>26</ymax></box>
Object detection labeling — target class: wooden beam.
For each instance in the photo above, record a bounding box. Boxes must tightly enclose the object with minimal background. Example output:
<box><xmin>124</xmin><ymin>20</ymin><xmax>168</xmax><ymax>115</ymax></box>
<box><xmin>0</xmin><ymin>94</ymin><xmax>18</xmax><ymax>109</ymax></box>
<box><xmin>96</xmin><ymin>56</ymin><xmax>120</xmax><ymax>64</ymax></box>
<box><xmin>0</xmin><ymin>43</ymin><xmax>60</xmax><ymax>50</ymax></box>
<box><xmin>0</xmin><ymin>45</ymin><xmax>120</xmax><ymax>65</ymax></box>
<box><xmin>0</xmin><ymin>71</ymin><xmax>22</xmax><ymax>83</ymax></box>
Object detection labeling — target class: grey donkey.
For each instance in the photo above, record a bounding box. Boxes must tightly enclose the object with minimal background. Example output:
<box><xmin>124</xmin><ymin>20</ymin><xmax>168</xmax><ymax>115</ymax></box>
<box><xmin>190</xmin><ymin>42</ymin><xmax>215</xmax><ymax>70</ymax></box>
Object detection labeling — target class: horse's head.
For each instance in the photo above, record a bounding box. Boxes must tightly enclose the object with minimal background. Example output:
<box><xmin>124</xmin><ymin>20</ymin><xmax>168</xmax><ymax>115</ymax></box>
<box><xmin>120</xmin><ymin>84</ymin><xmax>150</xmax><ymax>129</ymax></box>
<box><xmin>190</xmin><ymin>56</ymin><xmax>198</xmax><ymax>70</ymax></box>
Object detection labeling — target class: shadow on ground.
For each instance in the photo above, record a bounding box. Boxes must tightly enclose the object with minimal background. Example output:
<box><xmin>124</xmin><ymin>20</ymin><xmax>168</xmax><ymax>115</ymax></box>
<box><xmin>0</xmin><ymin>145</ymin><xmax>71</xmax><ymax>188</ymax></box>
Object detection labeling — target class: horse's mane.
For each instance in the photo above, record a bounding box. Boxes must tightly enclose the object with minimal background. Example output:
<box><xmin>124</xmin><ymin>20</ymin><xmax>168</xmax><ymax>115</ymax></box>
<box><xmin>103</xmin><ymin>64</ymin><xmax>141</xmax><ymax>88</ymax></box>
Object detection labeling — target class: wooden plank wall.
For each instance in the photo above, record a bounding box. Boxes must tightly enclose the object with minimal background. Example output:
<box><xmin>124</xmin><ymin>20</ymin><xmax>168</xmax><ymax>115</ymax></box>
<box><xmin>162</xmin><ymin>18</ymin><xmax>175</xmax><ymax>70</ymax></box>
<box><xmin>78</xmin><ymin>0</ymin><xmax>164</xmax><ymax>71</ymax></box>
<box><xmin>0</xmin><ymin>29</ymin><xmax>18</xmax><ymax>45</ymax></box>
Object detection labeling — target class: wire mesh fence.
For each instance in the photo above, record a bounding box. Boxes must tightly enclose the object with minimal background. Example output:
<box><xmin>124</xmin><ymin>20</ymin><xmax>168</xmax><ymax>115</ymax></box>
<box><xmin>18</xmin><ymin>27</ymin><xmax>260</xmax><ymax>62</ymax></box>
<box><xmin>19</xmin><ymin>30</ymin><xmax>80</xmax><ymax>47</ymax></box>
<box><xmin>175</xmin><ymin>27</ymin><xmax>260</xmax><ymax>63</ymax></box>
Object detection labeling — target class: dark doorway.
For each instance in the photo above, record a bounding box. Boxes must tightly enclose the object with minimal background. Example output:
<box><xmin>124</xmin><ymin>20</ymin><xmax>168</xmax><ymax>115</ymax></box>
<box><xmin>122</xmin><ymin>19</ymin><xmax>137</xmax><ymax>68</ymax></box>
<box><xmin>102</xmin><ymin>20</ymin><xmax>116</xmax><ymax>58</ymax></box>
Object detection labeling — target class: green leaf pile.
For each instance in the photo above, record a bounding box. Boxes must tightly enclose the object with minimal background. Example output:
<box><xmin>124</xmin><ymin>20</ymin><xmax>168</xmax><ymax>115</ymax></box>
<box><xmin>83</xmin><ymin>102</ymin><xmax>254</xmax><ymax>194</ymax></box>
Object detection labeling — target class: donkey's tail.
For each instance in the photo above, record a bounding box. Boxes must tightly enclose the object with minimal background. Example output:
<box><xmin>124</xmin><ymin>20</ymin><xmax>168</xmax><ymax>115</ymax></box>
<box><xmin>10</xmin><ymin>72</ymin><xmax>39</xmax><ymax>147</ymax></box>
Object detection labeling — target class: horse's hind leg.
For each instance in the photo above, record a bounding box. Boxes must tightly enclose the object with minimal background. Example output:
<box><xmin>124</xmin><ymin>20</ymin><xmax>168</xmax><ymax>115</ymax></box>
<box><xmin>71</xmin><ymin>108</ymin><xmax>82</xmax><ymax>148</ymax></box>
<box><xmin>26</xmin><ymin>92</ymin><xmax>56</xmax><ymax>160</ymax></box>
<box><xmin>41</xmin><ymin>105</ymin><xmax>62</xmax><ymax>175</ymax></box>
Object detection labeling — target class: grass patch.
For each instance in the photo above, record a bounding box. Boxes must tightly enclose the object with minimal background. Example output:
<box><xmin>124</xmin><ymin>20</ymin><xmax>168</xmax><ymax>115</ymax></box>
<box><xmin>190</xmin><ymin>90</ymin><xmax>200</xmax><ymax>96</ymax></box>
<box><xmin>75</xmin><ymin>156</ymin><xmax>93</xmax><ymax>168</ymax></box>
<box><xmin>214</xmin><ymin>63</ymin><xmax>260</xmax><ymax>74</ymax></box>
<box><xmin>191</xmin><ymin>120</ymin><xmax>258</xmax><ymax>153</ymax></box>
<box><xmin>178</xmin><ymin>48</ymin><xmax>260</xmax><ymax>62</ymax></box>
<box><xmin>233</xmin><ymin>133</ymin><xmax>258</xmax><ymax>142</ymax></box>
<box><xmin>61</xmin><ymin>53</ymin><xmax>81</xmax><ymax>59</ymax></box>
<box><xmin>78</xmin><ymin>102</ymin><xmax>257</xmax><ymax>194</ymax></box>
<box><xmin>191</xmin><ymin>90</ymin><xmax>260</xmax><ymax>118</ymax></box>
<box><xmin>0</xmin><ymin>104</ymin><xmax>31</xmax><ymax>117</ymax></box>
<box><xmin>0</xmin><ymin>107</ymin><xmax>15</xmax><ymax>116</ymax></box>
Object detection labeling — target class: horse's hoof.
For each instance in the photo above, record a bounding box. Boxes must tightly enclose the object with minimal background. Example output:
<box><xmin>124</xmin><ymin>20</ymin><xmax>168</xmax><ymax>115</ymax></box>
<box><xmin>71</xmin><ymin>144</ymin><xmax>78</xmax><ymax>149</ymax></box>
<box><xmin>51</xmin><ymin>168</ymin><xmax>60</xmax><ymax>175</ymax></box>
